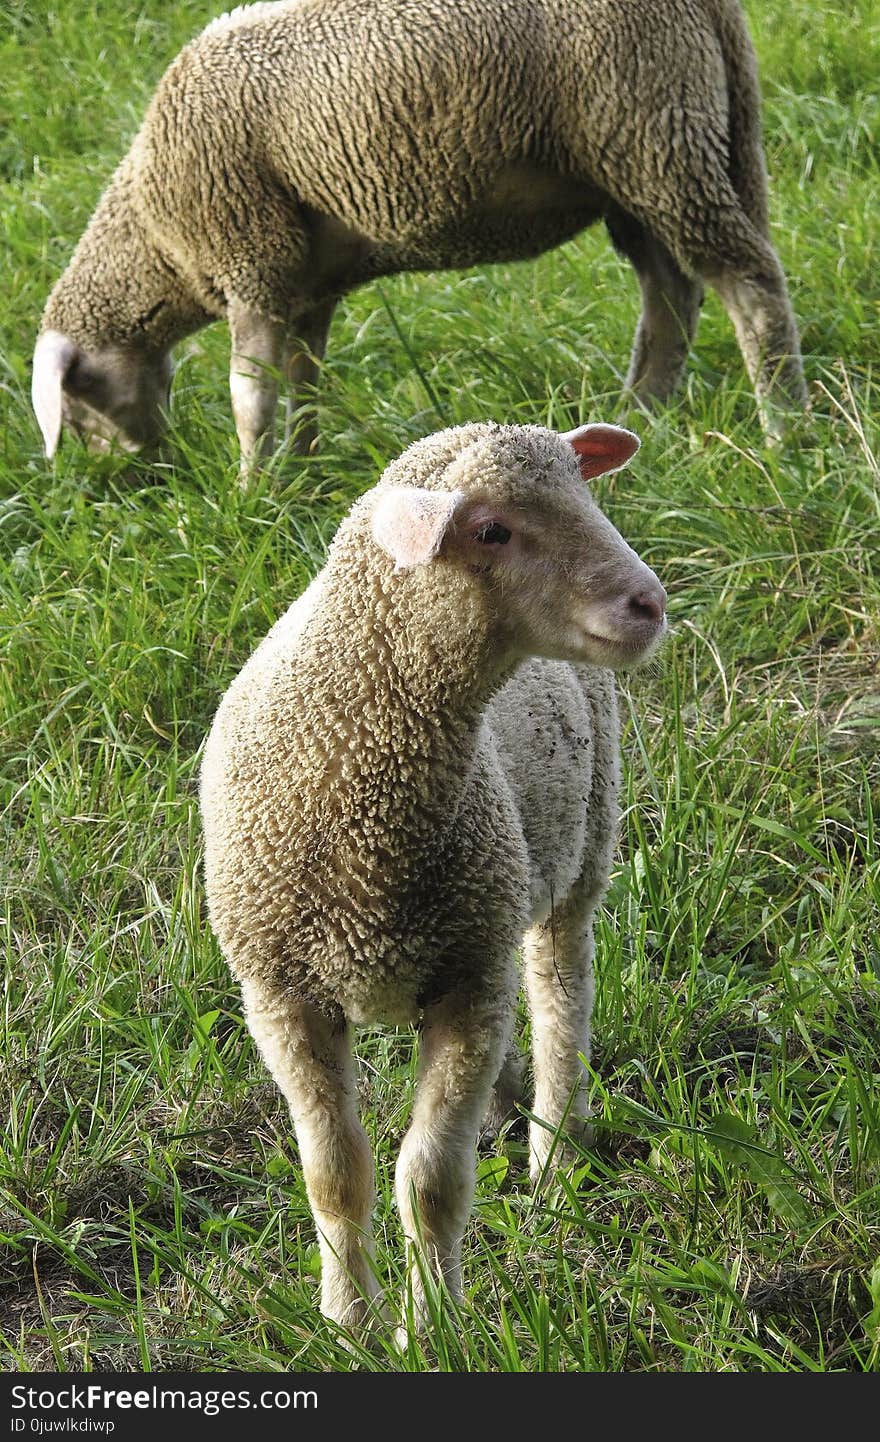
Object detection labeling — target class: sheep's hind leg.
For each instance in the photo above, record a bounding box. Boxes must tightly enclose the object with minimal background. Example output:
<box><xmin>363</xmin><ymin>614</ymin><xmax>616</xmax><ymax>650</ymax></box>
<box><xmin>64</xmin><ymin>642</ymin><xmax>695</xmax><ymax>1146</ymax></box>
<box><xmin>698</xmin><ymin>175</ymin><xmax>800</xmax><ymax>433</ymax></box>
<box><xmin>524</xmin><ymin>899</ymin><xmax>596</xmax><ymax>1186</ymax></box>
<box><xmin>239</xmin><ymin>980</ymin><xmax>382</xmax><ymax>1334</ymax></box>
<box><xmin>606</xmin><ymin>211</ymin><xmax>704</xmax><ymax>408</ymax></box>
<box><xmin>228</xmin><ymin>300</ymin><xmax>286</xmax><ymax>483</ymax></box>
<box><xmin>396</xmin><ymin>978</ymin><xmax>514</xmax><ymax>1339</ymax></box>
<box><xmin>284</xmin><ymin>300</ymin><xmax>336</xmax><ymax>456</ymax></box>
<box><xmin>679</xmin><ymin>183</ymin><xmax>806</xmax><ymax>438</ymax></box>
<box><xmin>703</xmin><ymin>240</ymin><xmax>807</xmax><ymax>439</ymax></box>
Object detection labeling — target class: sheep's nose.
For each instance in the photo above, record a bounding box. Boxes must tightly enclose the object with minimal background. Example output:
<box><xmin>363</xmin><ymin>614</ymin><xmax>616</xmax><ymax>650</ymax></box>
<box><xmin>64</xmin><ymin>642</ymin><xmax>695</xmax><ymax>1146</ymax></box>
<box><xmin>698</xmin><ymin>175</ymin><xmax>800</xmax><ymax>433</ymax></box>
<box><xmin>628</xmin><ymin>583</ymin><xmax>667</xmax><ymax>624</ymax></box>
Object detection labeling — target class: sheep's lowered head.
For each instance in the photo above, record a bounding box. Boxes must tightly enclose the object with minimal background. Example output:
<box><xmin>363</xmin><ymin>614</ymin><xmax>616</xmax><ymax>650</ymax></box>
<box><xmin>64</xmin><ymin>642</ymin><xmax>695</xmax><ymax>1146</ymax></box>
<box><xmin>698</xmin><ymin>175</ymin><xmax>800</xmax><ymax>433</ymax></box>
<box><xmin>31</xmin><ymin>331</ymin><xmax>173</xmax><ymax>460</ymax></box>
<box><xmin>369</xmin><ymin>421</ymin><xmax>667</xmax><ymax>672</ymax></box>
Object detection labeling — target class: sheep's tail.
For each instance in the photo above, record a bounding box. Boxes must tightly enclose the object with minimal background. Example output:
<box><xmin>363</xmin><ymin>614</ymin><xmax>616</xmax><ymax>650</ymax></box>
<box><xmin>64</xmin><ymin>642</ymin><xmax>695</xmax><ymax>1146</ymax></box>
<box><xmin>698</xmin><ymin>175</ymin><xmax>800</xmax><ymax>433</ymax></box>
<box><xmin>711</xmin><ymin>0</ymin><xmax>771</xmax><ymax>235</ymax></box>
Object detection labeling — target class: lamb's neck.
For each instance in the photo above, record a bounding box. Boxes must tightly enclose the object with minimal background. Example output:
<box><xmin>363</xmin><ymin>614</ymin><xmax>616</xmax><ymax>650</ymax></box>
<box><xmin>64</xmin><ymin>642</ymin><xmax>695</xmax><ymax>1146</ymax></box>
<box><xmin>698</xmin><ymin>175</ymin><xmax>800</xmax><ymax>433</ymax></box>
<box><xmin>43</xmin><ymin>160</ymin><xmax>209</xmax><ymax>353</ymax></box>
<box><xmin>299</xmin><ymin>561</ymin><xmax>512</xmax><ymax>831</ymax></box>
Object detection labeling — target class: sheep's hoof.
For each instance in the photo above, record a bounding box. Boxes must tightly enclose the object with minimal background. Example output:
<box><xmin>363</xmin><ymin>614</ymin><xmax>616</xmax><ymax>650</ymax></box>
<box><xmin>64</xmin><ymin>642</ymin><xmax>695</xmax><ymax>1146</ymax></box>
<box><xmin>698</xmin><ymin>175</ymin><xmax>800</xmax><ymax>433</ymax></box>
<box><xmin>285</xmin><ymin>409</ymin><xmax>319</xmax><ymax>457</ymax></box>
<box><xmin>237</xmin><ymin>455</ymin><xmax>268</xmax><ymax>491</ymax></box>
<box><xmin>393</xmin><ymin>1323</ymin><xmax>413</xmax><ymax>1352</ymax></box>
<box><xmin>759</xmin><ymin>402</ymin><xmax>808</xmax><ymax>448</ymax></box>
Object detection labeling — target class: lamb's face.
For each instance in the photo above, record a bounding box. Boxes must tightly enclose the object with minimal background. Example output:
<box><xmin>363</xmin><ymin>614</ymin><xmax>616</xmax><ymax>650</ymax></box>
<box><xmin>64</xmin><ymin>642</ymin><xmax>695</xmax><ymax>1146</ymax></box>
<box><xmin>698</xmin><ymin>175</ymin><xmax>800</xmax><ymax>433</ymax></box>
<box><xmin>372</xmin><ymin>423</ymin><xmax>666</xmax><ymax>673</ymax></box>
<box><xmin>32</xmin><ymin>331</ymin><xmax>172</xmax><ymax>459</ymax></box>
<box><xmin>445</xmin><ymin>482</ymin><xmax>666</xmax><ymax>671</ymax></box>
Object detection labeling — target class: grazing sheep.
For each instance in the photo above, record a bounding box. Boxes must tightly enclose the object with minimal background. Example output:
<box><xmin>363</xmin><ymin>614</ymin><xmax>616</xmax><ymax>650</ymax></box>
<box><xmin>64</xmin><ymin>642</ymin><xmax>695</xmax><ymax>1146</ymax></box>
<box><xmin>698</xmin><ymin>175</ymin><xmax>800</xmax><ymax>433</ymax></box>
<box><xmin>33</xmin><ymin>0</ymin><xmax>805</xmax><ymax>471</ymax></box>
<box><xmin>200</xmin><ymin>419</ymin><xmax>667</xmax><ymax>1335</ymax></box>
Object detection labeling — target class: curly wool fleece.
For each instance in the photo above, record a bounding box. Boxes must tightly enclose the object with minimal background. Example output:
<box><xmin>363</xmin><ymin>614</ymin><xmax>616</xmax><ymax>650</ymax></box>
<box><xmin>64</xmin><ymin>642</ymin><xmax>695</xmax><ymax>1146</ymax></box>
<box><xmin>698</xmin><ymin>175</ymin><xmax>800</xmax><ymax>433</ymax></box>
<box><xmin>34</xmin><ymin>0</ymin><xmax>804</xmax><ymax>464</ymax></box>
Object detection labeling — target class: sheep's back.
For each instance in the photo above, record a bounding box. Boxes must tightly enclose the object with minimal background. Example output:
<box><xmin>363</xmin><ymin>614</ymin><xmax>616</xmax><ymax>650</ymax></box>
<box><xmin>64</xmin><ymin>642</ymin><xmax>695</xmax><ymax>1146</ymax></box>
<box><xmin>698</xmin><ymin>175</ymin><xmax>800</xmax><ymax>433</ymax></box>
<box><xmin>129</xmin><ymin>0</ymin><xmax>743</xmax><ymax>293</ymax></box>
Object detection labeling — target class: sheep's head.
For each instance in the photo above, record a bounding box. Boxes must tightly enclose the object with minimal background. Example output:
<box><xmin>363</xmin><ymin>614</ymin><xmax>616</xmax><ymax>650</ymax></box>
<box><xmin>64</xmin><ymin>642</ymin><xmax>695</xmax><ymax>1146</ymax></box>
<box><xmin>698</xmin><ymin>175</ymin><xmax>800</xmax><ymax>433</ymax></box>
<box><xmin>32</xmin><ymin>331</ymin><xmax>173</xmax><ymax>459</ymax></box>
<box><xmin>371</xmin><ymin>422</ymin><xmax>667</xmax><ymax>672</ymax></box>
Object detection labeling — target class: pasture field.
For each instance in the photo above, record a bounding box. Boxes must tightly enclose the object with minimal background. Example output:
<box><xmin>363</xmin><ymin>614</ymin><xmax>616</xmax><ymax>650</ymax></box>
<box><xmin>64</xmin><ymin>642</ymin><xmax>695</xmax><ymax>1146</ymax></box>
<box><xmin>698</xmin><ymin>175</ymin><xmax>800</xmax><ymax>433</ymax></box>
<box><xmin>1</xmin><ymin>0</ymin><xmax>878</xmax><ymax>1371</ymax></box>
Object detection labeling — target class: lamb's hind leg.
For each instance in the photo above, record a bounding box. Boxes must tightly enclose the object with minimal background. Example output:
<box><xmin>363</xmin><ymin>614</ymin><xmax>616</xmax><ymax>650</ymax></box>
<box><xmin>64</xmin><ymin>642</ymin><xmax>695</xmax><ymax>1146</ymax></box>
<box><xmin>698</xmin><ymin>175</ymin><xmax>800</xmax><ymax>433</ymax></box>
<box><xmin>239</xmin><ymin>980</ymin><xmax>380</xmax><ymax>1332</ymax></box>
<box><xmin>396</xmin><ymin>977</ymin><xmax>514</xmax><ymax>1334</ymax></box>
<box><xmin>524</xmin><ymin>897</ymin><xmax>596</xmax><ymax>1185</ymax></box>
<box><xmin>481</xmin><ymin>1042</ymin><xmax>527</xmax><ymax>1146</ymax></box>
<box><xmin>606</xmin><ymin>209</ymin><xmax>704</xmax><ymax>408</ymax></box>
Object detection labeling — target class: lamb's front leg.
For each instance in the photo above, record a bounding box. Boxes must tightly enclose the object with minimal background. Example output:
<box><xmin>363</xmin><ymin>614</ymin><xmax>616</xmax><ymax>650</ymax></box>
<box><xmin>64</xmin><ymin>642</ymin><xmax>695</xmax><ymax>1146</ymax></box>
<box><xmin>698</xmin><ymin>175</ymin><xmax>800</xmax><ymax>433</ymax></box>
<box><xmin>228</xmin><ymin>299</ymin><xmax>286</xmax><ymax>481</ymax></box>
<box><xmin>395</xmin><ymin>975</ymin><xmax>514</xmax><ymax>1337</ymax></box>
<box><xmin>239</xmin><ymin>981</ymin><xmax>381</xmax><ymax>1332</ymax></box>
<box><xmin>523</xmin><ymin>901</ymin><xmax>596</xmax><ymax>1185</ymax></box>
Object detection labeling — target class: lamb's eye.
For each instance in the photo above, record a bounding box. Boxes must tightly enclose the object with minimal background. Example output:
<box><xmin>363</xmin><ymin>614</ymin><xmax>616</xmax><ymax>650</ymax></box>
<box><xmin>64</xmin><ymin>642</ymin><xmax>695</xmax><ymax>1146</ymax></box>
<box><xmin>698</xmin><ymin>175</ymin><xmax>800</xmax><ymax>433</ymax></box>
<box><xmin>475</xmin><ymin>522</ymin><xmax>512</xmax><ymax>545</ymax></box>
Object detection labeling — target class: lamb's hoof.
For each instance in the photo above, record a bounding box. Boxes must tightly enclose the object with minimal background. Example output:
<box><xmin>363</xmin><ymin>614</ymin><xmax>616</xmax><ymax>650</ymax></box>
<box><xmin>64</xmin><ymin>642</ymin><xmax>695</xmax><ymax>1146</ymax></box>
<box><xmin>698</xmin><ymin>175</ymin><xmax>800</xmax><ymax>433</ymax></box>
<box><xmin>478</xmin><ymin>1109</ymin><xmax>527</xmax><ymax>1152</ymax></box>
<box><xmin>393</xmin><ymin>1307</ymin><xmax>432</xmax><ymax>1355</ymax></box>
<box><xmin>325</xmin><ymin>1291</ymin><xmax>393</xmax><ymax>1358</ymax></box>
<box><xmin>481</xmin><ymin>1049</ymin><xmax>527</xmax><ymax>1150</ymax></box>
<box><xmin>529</xmin><ymin>1118</ymin><xmax>595</xmax><ymax>1187</ymax></box>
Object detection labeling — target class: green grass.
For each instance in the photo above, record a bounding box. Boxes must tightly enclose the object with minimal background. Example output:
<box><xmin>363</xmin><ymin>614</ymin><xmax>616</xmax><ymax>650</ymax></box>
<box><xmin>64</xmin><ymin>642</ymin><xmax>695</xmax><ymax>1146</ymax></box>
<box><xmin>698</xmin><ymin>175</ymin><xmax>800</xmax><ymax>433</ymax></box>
<box><xmin>2</xmin><ymin>0</ymin><xmax>879</xmax><ymax>1372</ymax></box>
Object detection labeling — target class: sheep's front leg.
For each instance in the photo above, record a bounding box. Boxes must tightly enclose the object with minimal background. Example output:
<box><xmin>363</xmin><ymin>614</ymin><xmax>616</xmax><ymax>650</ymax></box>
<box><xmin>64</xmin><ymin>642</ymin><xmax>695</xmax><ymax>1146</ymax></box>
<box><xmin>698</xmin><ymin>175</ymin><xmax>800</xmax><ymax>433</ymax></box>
<box><xmin>523</xmin><ymin>904</ymin><xmax>595</xmax><ymax>1185</ymax></box>
<box><xmin>396</xmin><ymin>978</ymin><xmax>514</xmax><ymax>1336</ymax></box>
<box><xmin>284</xmin><ymin>300</ymin><xmax>336</xmax><ymax>455</ymax></box>
<box><xmin>228</xmin><ymin>300</ymin><xmax>286</xmax><ymax>481</ymax></box>
<box><xmin>239</xmin><ymin>981</ymin><xmax>380</xmax><ymax>1332</ymax></box>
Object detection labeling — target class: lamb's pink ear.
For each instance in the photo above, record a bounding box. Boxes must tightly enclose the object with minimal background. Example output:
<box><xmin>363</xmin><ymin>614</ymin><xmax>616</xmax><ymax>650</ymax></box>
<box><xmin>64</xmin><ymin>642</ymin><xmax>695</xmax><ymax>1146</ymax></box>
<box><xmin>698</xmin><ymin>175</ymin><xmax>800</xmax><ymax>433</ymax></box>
<box><xmin>32</xmin><ymin>331</ymin><xmax>81</xmax><ymax>459</ymax></box>
<box><xmin>372</xmin><ymin>487</ymin><xmax>464</xmax><ymax>570</ymax></box>
<box><xmin>561</xmin><ymin>423</ymin><xmax>640</xmax><ymax>480</ymax></box>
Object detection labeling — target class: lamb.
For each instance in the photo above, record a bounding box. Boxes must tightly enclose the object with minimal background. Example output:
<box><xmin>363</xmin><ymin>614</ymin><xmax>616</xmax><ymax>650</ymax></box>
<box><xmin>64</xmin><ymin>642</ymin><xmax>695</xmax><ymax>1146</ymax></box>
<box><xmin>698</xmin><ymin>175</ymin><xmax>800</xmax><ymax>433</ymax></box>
<box><xmin>33</xmin><ymin>0</ymin><xmax>806</xmax><ymax>472</ymax></box>
<box><xmin>199</xmin><ymin>419</ymin><xmax>668</xmax><ymax>1337</ymax></box>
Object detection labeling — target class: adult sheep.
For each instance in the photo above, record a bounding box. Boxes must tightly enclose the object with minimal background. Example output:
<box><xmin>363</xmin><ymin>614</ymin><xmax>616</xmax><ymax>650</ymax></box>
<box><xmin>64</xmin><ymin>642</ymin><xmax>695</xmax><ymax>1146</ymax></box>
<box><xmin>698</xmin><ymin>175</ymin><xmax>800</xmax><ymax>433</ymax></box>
<box><xmin>33</xmin><ymin>0</ymin><xmax>805</xmax><ymax>472</ymax></box>
<box><xmin>200</xmin><ymin>419</ymin><xmax>667</xmax><ymax>1337</ymax></box>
